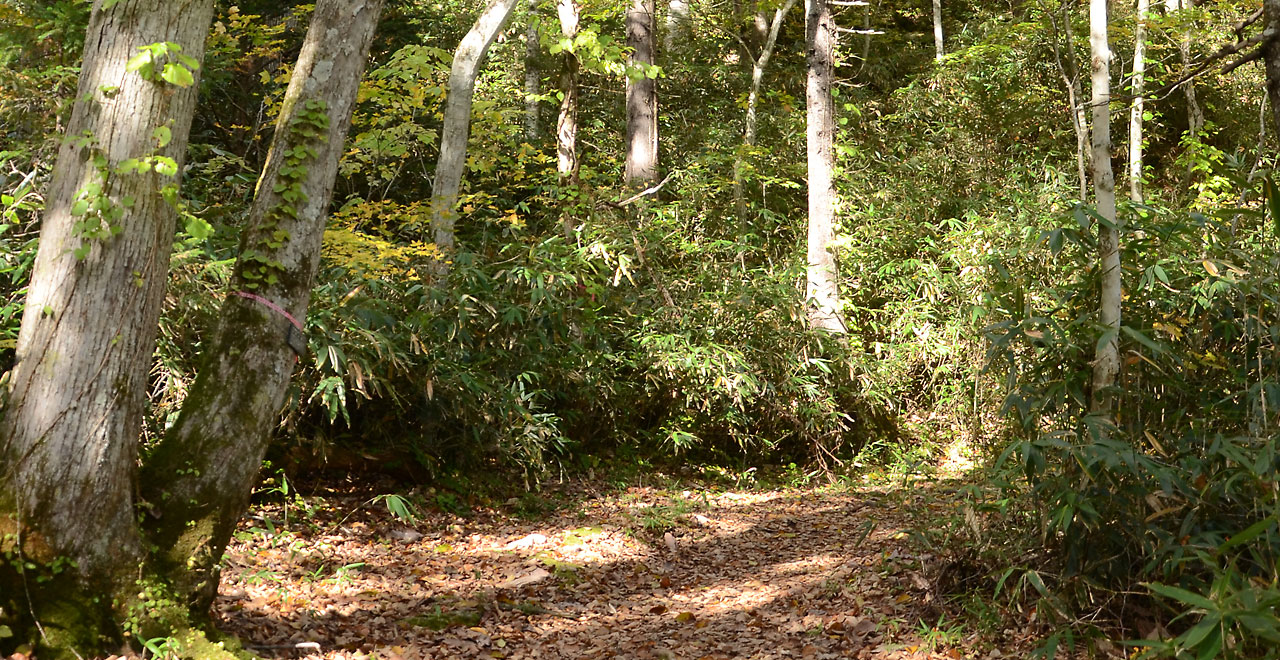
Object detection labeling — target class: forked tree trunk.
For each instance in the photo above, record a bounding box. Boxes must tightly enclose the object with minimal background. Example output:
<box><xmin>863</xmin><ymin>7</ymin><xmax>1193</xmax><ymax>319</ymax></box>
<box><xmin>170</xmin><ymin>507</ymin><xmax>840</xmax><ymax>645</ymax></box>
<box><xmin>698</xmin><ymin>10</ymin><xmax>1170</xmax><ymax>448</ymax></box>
<box><xmin>1089</xmin><ymin>0</ymin><xmax>1121</xmax><ymax>417</ymax></box>
<box><xmin>734</xmin><ymin>0</ymin><xmax>798</xmax><ymax>216</ymax></box>
<box><xmin>1049</xmin><ymin>1</ymin><xmax>1090</xmax><ymax>200</ymax></box>
<box><xmin>0</xmin><ymin>0</ymin><xmax>214</xmax><ymax>650</ymax></box>
<box><xmin>625</xmin><ymin>0</ymin><xmax>659</xmax><ymax>186</ymax></box>
<box><xmin>1265</xmin><ymin>0</ymin><xmax>1280</xmax><ymax>136</ymax></box>
<box><xmin>525</xmin><ymin>0</ymin><xmax>542</xmax><ymax>140</ymax></box>
<box><xmin>430</xmin><ymin>0</ymin><xmax>521</xmax><ymax>261</ymax></box>
<box><xmin>140</xmin><ymin>0</ymin><xmax>383</xmax><ymax>613</ymax></box>
<box><xmin>1128</xmin><ymin>0</ymin><xmax>1148</xmax><ymax>202</ymax></box>
<box><xmin>805</xmin><ymin>0</ymin><xmax>845</xmax><ymax>333</ymax></box>
<box><xmin>932</xmin><ymin>0</ymin><xmax>944</xmax><ymax>60</ymax></box>
<box><xmin>557</xmin><ymin>0</ymin><xmax>581</xmax><ymax>237</ymax></box>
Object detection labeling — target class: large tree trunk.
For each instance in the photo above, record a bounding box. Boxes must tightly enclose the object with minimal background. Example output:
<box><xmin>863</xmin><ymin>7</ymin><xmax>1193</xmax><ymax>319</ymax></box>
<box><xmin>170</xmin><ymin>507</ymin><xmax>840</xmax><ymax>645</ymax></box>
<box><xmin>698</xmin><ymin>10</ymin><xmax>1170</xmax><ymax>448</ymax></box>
<box><xmin>1128</xmin><ymin>0</ymin><xmax>1148</xmax><ymax>202</ymax></box>
<box><xmin>734</xmin><ymin>0</ymin><xmax>798</xmax><ymax>216</ymax></box>
<box><xmin>1089</xmin><ymin>0</ymin><xmax>1121</xmax><ymax>417</ymax></box>
<box><xmin>1265</xmin><ymin>0</ymin><xmax>1280</xmax><ymax>136</ymax></box>
<box><xmin>805</xmin><ymin>0</ymin><xmax>845</xmax><ymax>333</ymax></box>
<box><xmin>430</xmin><ymin>0</ymin><xmax>521</xmax><ymax>260</ymax></box>
<box><xmin>0</xmin><ymin>0</ymin><xmax>214</xmax><ymax>651</ymax></box>
<box><xmin>557</xmin><ymin>0</ymin><xmax>581</xmax><ymax>237</ymax></box>
<box><xmin>525</xmin><ymin>0</ymin><xmax>542</xmax><ymax>140</ymax></box>
<box><xmin>932</xmin><ymin>0</ymin><xmax>944</xmax><ymax>61</ymax></box>
<box><xmin>140</xmin><ymin>0</ymin><xmax>383</xmax><ymax>614</ymax></box>
<box><xmin>625</xmin><ymin>0</ymin><xmax>659</xmax><ymax>186</ymax></box>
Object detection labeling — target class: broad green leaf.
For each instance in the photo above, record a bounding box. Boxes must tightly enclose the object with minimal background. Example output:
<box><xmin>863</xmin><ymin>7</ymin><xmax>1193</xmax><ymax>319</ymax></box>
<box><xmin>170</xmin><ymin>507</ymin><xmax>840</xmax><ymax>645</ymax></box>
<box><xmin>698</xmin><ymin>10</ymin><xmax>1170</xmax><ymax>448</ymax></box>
<box><xmin>161</xmin><ymin>63</ymin><xmax>195</xmax><ymax>87</ymax></box>
<box><xmin>1146</xmin><ymin>582</ymin><xmax>1216</xmax><ymax>611</ymax></box>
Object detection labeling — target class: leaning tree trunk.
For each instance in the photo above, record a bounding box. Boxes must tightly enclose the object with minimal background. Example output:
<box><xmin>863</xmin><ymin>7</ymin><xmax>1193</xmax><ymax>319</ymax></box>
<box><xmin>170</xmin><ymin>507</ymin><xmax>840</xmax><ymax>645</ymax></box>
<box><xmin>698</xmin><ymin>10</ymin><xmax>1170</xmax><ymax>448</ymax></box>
<box><xmin>430</xmin><ymin>0</ymin><xmax>521</xmax><ymax>262</ymax></box>
<box><xmin>625</xmin><ymin>0</ymin><xmax>659</xmax><ymax>186</ymax></box>
<box><xmin>557</xmin><ymin>0</ymin><xmax>581</xmax><ymax>237</ymax></box>
<box><xmin>805</xmin><ymin>0</ymin><xmax>845</xmax><ymax>333</ymax></box>
<box><xmin>734</xmin><ymin>0</ymin><xmax>798</xmax><ymax>217</ymax></box>
<box><xmin>1266</xmin><ymin>0</ymin><xmax>1280</xmax><ymax>136</ymax></box>
<box><xmin>1089</xmin><ymin>0</ymin><xmax>1121</xmax><ymax>418</ymax></box>
<box><xmin>1128</xmin><ymin>0</ymin><xmax>1148</xmax><ymax>202</ymax></box>
<box><xmin>932</xmin><ymin>0</ymin><xmax>944</xmax><ymax>61</ymax></box>
<box><xmin>139</xmin><ymin>0</ymin><xmax>383</xmax><ymax>614</ymax></box>
<box><xmin>1049</xmin><ymin>1</ymin><xmax>1090</xmax><ymax>201</ymax></box>
<box><xmin>0</xmin><ymin>0</ymin><xmax>214</xmax><ymax>651</ymax></box>
<box><xmin>525</xmin><ymin>0</ymin><xmax>542</xmax><ymax>140</ymax></box>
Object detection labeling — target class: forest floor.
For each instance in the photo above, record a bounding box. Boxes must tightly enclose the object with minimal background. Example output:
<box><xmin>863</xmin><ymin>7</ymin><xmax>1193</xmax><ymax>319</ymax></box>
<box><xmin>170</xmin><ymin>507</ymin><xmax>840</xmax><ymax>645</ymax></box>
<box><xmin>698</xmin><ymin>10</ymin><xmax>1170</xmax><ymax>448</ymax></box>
<box><xmin>214</xmin><ymin>471</ymin><xmax>1055</xmax><ymax>660</ymax></box>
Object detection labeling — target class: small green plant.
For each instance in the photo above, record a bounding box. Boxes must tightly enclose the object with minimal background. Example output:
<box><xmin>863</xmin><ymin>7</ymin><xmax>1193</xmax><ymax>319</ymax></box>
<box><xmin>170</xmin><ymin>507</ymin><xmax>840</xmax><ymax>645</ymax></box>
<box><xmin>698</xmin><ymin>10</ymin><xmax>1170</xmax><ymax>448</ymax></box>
<box><xmin>373</xmin><ymin>493</ymin><xmax>418</xmax><ymax>522</ymax></box>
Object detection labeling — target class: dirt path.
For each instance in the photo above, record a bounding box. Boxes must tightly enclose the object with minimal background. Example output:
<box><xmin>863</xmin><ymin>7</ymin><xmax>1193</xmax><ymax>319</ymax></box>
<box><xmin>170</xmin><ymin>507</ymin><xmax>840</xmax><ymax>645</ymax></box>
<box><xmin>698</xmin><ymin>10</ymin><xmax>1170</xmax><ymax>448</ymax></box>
<box><xmin>216</xmin><ymin>482</ymin><xmax>1025</xmax><ymax>659</ymax></box>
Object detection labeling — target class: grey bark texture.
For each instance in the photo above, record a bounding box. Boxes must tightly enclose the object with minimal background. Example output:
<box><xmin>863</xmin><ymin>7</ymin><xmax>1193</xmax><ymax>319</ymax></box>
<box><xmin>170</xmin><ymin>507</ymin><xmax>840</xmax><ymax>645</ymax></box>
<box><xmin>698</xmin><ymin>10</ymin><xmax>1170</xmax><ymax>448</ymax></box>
<box><xmin>557</xmin><ymin>0</ymin><xmax>581</xmax><ymax>236</ymax></box>
<box><xmin>525</xmin><ymin>0</ymin><xmax>542</xmax><ymax>140</ymax></box>
<box><xmin>1089</xmin><ymin>0</ymin><xmax>1122</xmax><ymax>417</ymax></box>
<box><xmin>140</xmin><ymin>0</ymin><xmax>384</xmax><ymax>611</ymax></box>
<box><xmin>1128</xmin><ymin>0</ymin><xmax>1148</xmax><ymax>202</ymax></box>
<box><xmin>1262</xmin><ymin>0</ymin><xmax>1280</xmax><ymax>137</ymax></box>
<box><xmin>932</xmin><ymin>0</ymin><xmax>944</xmax><ymax>60</ymax></box>
<box><xmin>625</xmin><ymin>0</ymin><xmax>660</xmax><ymax>186</ymax></box>
<box><xmin>805</xmin><ymin>0</ymin><xmax>845</xmax><ymax>333</ymax></box>
<box><xmin>0</xmin><ymin>0</ymin><xmax>214</xmax><ymax>589</ymax></box>
<box><xmin>1050</xmin><ymin>2</ymin><xmax>1090</xmax><ymax>200</ymax></box>
<box><xmin>430</xmin><ymin>0</ymin><xmax>521</xmax><ymax>259</ymax></box>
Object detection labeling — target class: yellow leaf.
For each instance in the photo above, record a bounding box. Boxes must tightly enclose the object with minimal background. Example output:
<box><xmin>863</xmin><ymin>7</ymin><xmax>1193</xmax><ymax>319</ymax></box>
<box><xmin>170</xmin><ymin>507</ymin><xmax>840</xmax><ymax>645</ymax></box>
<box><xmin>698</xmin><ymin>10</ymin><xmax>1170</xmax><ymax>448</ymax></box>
<box><xmin>676</xmin><ymin>611</ymin><xmax>696</xmax><ymax>623</ymax></box>
<box><xmin>1202</xmin><ymin>260</ymin><xmax>1219</xmax><ymax>277</ymax></box>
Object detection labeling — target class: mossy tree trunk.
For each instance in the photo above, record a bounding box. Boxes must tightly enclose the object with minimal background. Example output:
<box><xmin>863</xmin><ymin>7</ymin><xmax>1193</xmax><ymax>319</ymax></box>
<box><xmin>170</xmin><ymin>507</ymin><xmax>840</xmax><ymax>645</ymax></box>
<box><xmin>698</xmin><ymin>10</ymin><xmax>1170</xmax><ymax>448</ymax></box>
<box><xmin>140</xmin><ymin>0</ymin><xmax>384</xmax><ymax>615</ymax></box>
<box><xmin>1088</xmin><ymin>0</ymin><xmax>1121</xmax><ymax>420</ymax></box>
<box><xmin>0</xmin><ymin>0</ymin><xmax>214</xmax><ymax>653</ymax></box>
<box><xmin>557</xmin><ymin>0</ymin><xmax>581</xmax><ymax>237</ymax></box>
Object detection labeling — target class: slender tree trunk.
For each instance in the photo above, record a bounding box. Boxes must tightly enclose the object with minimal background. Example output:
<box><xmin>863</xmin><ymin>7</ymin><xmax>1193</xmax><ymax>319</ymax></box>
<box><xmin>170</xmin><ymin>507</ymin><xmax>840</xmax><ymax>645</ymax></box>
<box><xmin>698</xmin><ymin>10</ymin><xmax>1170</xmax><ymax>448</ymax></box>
<box><xmin>625</xmin><ymin>0</ymin><xmax>659</xmax><ymax>186</ymax></box>
<box><xmin>139</xmin><ymin>0</ymin><xmax>383</xmax><ymax>614</ymax></box>
<box><xmin>525</xmin><ymin>0</ymin><xmax>542</xmax><ymax>140</ymax></box>
<box><xmin>1089</xmin><ymin>0</ymin><xmax>1121</xmax><ymax>417</ymax></box>
<box><xmin>557</xmin><ymin>0</ymin><xmax>581</xmax><ymax>237</ymax></box>
<box><xmin>0</xmin><ymin>0</ymin><xmax>214</xmax><ymax>650</ymax></box>
<box><xmin>1050</xmin><ymin>1</ymin><xmax>1090</xmax><ymax>200</ymax></box>
<box><xmin>665</xmin><ymin>0</ymin><xmax>691</xmax><ymax>54</ymax></box>
<box><xmin>1265</xmin><ymin>0</ymin><xmax>1280</xmax><ymax>136</ymax></box>
<box><xmin>1128</xmin><ymin>0</ymin><xmax>1148</xmax><ymax>202</ymax></box>
<box><xmin>932</xmin><ymin>0</ymin><xmax>944</xmax><ymax>61</ymax></box>
<box><xmin>430</xmin><ymin>0</ymin><xmax>521</xmax><ymax>261</ymax></box>
<box><xmin>734</xmin><ymin>0</ymin><xmax>797</xmax><ymax>216</ymax></box>
<box><xmin>806</xmin><ymin>0</ymin><xmax>845</xmax><ymax>333</ymax></box>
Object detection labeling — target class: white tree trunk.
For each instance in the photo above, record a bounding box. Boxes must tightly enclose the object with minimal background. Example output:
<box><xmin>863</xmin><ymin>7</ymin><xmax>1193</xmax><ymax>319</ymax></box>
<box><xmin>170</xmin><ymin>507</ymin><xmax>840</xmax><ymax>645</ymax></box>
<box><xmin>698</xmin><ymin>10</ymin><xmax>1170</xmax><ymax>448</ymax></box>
<box><xmin>0</xmin><ymin>0</ymin><xmax>215</xmax><ymax>588</ymax></box>
<box><xmin>525</xmin><ymin>0</ymin><xmax>542</xmax><ymax>140</ymax></box>
<box><xmin>734</xmin><ymin>0</ymin><xmax>797</xmax><ymax>216</ymax></box>
<box><xmin>1089</xmin><ymin>0</ymin><xmax>1121</xmax><ymax>416</ymax></box>
<box><xmin>625</xmin><ymin>0</ymin><xmax>659</xmax><ymax>186</ymax></box>
<box><xmin>140</xmin><ymin>0</ymin><xmax>383</xmax><ymax>611</ymax></box>
<box><xmin>664</xmin><ymin>0</ymin><xmax>691</xmax><ymax>54</ymax></box>
<box><xmin>557</xmin><ymin>0</ymin><xmax>581</xmax><ymax>237</ymax></box>
<box><xmin>805</xmin><ymin>0</ymin><xmax>845</xmax><ymax>333</ymax></box>
<box><xmin>430</xmin><ymin>0</ymin><xmax>521</xmax><ymax>258</ymax></box>
<box><xmin>932</xmin><ymin>0</ymin><xmax>944</xmax><ymax>61</ymax></box>
<box><xmin>1128</xmin><ymin>0</ymin><xmax>1148</xmax><ymax>202</ymax></box>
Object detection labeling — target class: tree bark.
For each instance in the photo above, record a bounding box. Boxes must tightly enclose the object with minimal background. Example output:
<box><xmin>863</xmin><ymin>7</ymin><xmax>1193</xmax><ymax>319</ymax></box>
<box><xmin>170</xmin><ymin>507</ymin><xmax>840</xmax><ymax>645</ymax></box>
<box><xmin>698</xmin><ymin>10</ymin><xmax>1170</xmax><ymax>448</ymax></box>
<box><xmin>625</xmin><ymin>0</ymin><xmax>659</xmax><ymax>186</ymax></box>
<box><xmin>0</xmin><ymin>0</ymin><xmax>214</xmax><ymax>649</ymax></box>
<box><xmin>1089</xmin><ymin>0</ymin><xmax>1121</xmax><ymax>417</ymax></box>
<box><xmin>525</xmin><ymin>0</ymin><xmax>542</xmax><ymax>140</ymax></box>
<box><xmin>805</xmin><ymin>0</ymin><xmax>845</xmax><ymax>333</ymax></box>
<box><xmin>430</xmin><ymin>0</ymin><xmax>521</xmax><ymax>260</ymax></box>
<box><xmin>1049</xmin><ymin>1</ymin><xmax>1090</xmax><ymax>201</ymax></box>
<box><xmin>665</xmin><ymin>0</ymin><xmax>691</xmax><ymax>54</ymax></box>
<box><xmin>1128</xmin><ymin>0</ymin><xmax>1148</xmax><ymax>202</ymax></box>
<box><xmin>932</xmin><ymin>0</ymin><xmax>944</xmax><ymax>61</ymax></box>
<box><xmin>734</xmin><ymin>0</ymin><xmax>798</xmax><ymax>216</ymax></box>
<box><xmin>140</xmin><ymin>0</ymin><xmax>383</xmax><ymax>613</ymax></box>
<box><xmin>1265</xmin><ymin>0</ymin><xmax>1280</xmax><ymax>136</ymax></box>
<box><xmin>556</xmin><ymin>0</ymin><xmax>581</xmax><ymax>237</ymax></box>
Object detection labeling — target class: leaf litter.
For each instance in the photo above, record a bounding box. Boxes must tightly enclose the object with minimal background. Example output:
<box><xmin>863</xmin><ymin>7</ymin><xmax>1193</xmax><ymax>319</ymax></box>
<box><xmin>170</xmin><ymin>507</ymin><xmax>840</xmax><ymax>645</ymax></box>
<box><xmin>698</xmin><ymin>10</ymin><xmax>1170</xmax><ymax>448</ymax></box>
<box><xmin>215</xmin><ymin>481</ymin><xmax>1037</xmax><ymax>659</ymax></box>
